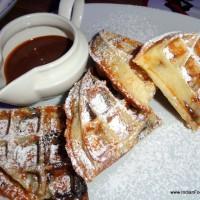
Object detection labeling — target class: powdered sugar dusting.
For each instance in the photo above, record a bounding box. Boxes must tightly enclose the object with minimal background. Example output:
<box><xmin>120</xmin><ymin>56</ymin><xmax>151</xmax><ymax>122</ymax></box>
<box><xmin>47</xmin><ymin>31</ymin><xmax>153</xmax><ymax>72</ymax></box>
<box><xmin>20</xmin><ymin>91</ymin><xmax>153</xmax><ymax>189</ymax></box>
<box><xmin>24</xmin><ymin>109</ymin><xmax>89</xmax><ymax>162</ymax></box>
<box><xmin>90</xmin><ymin>93</ymin><xmax>110</xmax><ymax>114</ymax></box>
<box><xmin>88</xmin><ymin>99</ymin><xmax>200</xmax><ymax>200</ymax></box>
<box><xmin>83</xmin><ymin>7</ymin><xmax>157</xmax><ymax>42</ymax></box>
<box><xmin>65</xmin><ymin>70</ymin><xmax>159</xmax><ymax>182</ymax></box>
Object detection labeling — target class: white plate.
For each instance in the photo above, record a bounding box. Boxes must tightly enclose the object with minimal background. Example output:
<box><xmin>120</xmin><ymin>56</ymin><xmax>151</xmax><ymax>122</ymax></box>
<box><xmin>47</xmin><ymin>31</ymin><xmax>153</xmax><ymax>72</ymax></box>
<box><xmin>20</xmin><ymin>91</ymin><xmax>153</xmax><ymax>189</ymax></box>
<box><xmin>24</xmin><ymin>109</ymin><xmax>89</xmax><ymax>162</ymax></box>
<box><xmin>80</xmin><ymin>4</ymin><xmax>200</xmax><ymax>200</ymax></box>
<box><xmin>0</xmin><ymin>3</ymin><xmax>200</xmax><ymax>200</ymax></box>
<box><xmin>0</xmin><ymin>0</ymin><xmax>17</xmax><ymax>19</ymax></box>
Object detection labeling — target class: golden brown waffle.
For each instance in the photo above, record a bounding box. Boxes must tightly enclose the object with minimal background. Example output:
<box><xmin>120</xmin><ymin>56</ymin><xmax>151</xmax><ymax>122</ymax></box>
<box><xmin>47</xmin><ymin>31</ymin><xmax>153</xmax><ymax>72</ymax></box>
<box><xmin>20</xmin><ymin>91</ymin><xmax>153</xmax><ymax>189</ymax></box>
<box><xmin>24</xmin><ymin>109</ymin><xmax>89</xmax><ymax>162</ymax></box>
<box><xmin>134</xmin><ymin>32</ymin><xmax>200</xmax><ymax>130</ymax></box>
<box><xmin>89</xmin><ymin>30</ymin><xmax>156</xmax><ymax>113</ymax></box>
<box><xmin>0</xmin><ymin>106</ymin><xmax>88</xmax><ymax>199</ymax></box>
<box><xmin>65</xmin><ymin>71</ymin><xmax>160</xmax><ymax>182</ymax></box>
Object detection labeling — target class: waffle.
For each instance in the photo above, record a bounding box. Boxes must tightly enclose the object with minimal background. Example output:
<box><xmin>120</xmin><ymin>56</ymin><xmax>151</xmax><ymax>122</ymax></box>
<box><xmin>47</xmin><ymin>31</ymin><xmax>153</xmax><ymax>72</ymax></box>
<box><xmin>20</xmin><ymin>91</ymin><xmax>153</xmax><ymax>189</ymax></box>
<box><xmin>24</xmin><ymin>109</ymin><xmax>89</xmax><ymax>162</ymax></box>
<box><xmin>89</xmin><ymin>30</ymin><xmax>156</xmax><ymax>113</ymax></box>
<box><xmin>0</xmin><ymin>106</ymin><xmax>88</xmax><ymax>199</ymax></box>
<box><xmin>134</xmin><ymin>32</ymin><xmax>200</xmax><ymax>130</ymax></box>
<box><xmin>65</xmin><ymin>71</ymin><xmax>160</xmax><ymax>182</ymax></box>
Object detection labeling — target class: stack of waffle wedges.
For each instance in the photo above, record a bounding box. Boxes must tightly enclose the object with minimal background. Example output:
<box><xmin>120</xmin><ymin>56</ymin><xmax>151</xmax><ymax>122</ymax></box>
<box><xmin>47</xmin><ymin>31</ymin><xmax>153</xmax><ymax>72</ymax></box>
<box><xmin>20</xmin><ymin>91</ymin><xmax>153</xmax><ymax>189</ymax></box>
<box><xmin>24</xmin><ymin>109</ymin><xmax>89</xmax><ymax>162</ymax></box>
<box><xmin>1</xmin><ymin>30</ymin><xmax>199</xmax><ymax>199</ymax></box>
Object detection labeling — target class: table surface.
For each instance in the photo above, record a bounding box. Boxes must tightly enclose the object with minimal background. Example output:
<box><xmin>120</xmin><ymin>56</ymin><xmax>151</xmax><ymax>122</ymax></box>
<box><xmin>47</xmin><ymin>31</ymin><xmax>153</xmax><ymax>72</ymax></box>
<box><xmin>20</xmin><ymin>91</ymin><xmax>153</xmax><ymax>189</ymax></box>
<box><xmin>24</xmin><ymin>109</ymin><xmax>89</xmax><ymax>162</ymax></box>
<box><xmin>0</xmin><ymin>0</ymin><xmax>148</xmax><ymax>29</ymax></box>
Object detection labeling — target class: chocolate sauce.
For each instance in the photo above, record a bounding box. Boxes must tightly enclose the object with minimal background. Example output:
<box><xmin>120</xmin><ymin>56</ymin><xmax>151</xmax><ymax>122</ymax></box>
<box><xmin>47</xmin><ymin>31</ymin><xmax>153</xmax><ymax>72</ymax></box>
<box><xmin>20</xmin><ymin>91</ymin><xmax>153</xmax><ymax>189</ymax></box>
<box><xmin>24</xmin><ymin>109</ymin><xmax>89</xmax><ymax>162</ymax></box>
<box><xmin>4</xmin><ymin>35</ymin><xmax>73</xmax><ymax>84</ymax></box>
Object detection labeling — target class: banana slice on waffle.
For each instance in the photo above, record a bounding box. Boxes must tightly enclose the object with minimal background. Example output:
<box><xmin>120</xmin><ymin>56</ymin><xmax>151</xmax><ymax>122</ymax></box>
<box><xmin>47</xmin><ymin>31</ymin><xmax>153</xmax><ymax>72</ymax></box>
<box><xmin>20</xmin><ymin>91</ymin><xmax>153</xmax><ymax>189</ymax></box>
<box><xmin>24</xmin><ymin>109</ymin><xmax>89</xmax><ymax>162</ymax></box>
<box><xmin>134</xmin><ymin>32</ymin><xmax>200</xmax><ymax>130</ymax></box>
<box><xmin>0</xmin><ymin>106</ymin><xmax>88</xmax><ymax>199</ymax></box>
<box><xmin>65</xmin><ymin>71</ymin><xmax>160</xmax><ymax>182</ymax></box>
<box><xmin>89</xmin><ymin>30</ymin><xmax>156</xmax><ymax>113</ymax></box>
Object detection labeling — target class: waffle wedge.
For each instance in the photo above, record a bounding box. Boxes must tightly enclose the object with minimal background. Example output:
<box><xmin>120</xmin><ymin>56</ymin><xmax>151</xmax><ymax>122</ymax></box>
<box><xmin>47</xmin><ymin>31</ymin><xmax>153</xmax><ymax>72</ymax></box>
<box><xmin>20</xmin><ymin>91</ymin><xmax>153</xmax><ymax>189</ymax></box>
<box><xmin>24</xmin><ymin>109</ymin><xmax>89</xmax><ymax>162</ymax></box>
<box><xmin>89</xmin><ymin>30</ymin><xmax>156</xmax><ymax>113</ymax></box>
<box><xmin>0</xmin><ymin>106</ymin><xmax>88</xmax><ymax>200</ymax></box>
<box><xmin>65</xmin><ymin>71</ymin><xmax>160</xmax><ymax>182</ymax></box>
<box><xmin>134</xmin><ymin>32</ymin><xmax>200</xmax><ymax>130</ymax></box>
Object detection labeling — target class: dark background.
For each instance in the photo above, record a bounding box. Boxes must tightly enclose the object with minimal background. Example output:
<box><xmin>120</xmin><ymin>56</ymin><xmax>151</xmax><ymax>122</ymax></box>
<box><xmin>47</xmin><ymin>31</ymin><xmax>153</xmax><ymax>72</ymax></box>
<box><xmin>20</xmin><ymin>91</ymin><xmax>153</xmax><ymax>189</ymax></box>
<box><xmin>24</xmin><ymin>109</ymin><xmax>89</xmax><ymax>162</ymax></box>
<box><xmin>0</xmin><ymin>0</ymin><xmax>148</xmax><ymax>29</ymax></box>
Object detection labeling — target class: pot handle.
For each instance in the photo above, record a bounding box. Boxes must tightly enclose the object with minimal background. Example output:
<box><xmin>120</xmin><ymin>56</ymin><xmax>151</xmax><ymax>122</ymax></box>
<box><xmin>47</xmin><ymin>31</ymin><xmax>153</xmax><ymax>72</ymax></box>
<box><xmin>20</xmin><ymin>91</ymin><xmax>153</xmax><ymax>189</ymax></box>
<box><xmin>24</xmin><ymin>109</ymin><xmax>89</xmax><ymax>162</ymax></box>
<box><xmin>58</xmin><ymin>0</ymin><xmax>84</xmax><ymax>27</ymax></box>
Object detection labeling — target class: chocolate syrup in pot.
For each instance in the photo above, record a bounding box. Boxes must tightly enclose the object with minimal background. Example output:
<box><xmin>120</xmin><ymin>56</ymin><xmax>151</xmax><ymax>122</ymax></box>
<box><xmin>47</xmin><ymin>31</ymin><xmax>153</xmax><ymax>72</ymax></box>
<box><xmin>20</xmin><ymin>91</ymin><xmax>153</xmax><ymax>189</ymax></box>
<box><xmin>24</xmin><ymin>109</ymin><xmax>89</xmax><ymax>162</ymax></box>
<box><xmin>4</xmin><ymin>35</ymin><xmax>73</xmax><ymax>84</ymax></box>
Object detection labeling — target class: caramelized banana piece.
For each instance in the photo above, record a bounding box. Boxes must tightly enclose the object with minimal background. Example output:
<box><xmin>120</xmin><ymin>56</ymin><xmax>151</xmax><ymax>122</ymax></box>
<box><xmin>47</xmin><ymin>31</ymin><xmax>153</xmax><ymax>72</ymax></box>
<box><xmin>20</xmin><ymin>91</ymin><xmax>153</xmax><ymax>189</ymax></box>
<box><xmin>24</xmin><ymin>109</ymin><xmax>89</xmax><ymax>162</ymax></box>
<box><xmin>65</xmin><ymin>71</ymin><xmax>160</xmax><ymax>182</ymax></box>
<box><xmin>134</xmin><ymin>32</ymin><xmax>200</xmax><ymax>130</ymax></box>
<box><xmin>89</xmin><ymin>30</ymin><xmax>156</xmax><ymax>113</ymax></box>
